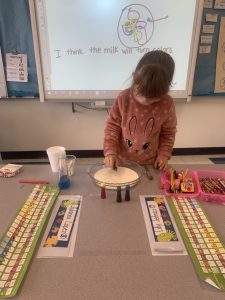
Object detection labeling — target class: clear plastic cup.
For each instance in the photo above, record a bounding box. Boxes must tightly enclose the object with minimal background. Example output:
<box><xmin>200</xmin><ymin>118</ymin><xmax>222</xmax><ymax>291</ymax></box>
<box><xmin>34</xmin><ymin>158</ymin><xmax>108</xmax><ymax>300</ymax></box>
<box><xmin>65</xmin><ymin>155</ymin><xmax>76</xmax><ymax>176</ymax></box>
<box><xmin>58</xmin><ymin>156</ymin><xmax>71</xmax><ymax>189</ymax></box>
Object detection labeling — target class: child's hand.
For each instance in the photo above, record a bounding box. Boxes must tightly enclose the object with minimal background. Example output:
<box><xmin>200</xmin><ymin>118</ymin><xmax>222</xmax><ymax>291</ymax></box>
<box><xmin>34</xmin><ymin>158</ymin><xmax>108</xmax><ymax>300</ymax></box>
<box><xmin>104</xmin><ymin>155</ymin><xmax>117</xmax><ymax>170</ymax></box>
<box><xmin>154</xmin><ymin>156</ymin><xmax>168</xmax><ymax>171</ymax></box>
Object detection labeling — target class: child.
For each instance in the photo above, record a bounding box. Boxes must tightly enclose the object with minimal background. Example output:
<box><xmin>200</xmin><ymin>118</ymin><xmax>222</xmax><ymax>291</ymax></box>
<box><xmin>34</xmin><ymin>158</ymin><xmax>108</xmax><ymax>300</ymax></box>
<box><xmin>103</xmin><ymin>50</ymin><xmax>177</xmax><ymax>171</ymax></box>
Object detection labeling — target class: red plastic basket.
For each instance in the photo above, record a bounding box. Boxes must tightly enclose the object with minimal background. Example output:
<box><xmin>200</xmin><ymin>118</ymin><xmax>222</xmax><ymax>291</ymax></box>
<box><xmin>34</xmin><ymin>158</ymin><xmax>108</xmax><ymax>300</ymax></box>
<box><xmin>161</xmin><ymin>169</ymin><xmax>200</xmax><ymax>198</ymax></box>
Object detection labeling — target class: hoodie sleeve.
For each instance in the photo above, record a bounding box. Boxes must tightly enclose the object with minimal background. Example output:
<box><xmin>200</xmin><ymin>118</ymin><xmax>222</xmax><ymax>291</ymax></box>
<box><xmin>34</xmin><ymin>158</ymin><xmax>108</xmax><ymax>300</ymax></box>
<box><xmin>157</xmin><ymin>100</ymin><xmax>177</xmax><ymax>159</ymax></box>
<box><xmin>103</xmin><ymin>95</ymin><xmax>122</xmax><ymax>157</ymax></box>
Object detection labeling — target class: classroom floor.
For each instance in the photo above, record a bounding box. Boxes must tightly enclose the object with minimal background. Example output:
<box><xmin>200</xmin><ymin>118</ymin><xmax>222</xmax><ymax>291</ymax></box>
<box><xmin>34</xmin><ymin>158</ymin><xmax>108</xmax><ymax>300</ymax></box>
<box><xmin>2</xmin><ymin>154</ymin><xmax>225</xmax><ymax>165</ymax></box>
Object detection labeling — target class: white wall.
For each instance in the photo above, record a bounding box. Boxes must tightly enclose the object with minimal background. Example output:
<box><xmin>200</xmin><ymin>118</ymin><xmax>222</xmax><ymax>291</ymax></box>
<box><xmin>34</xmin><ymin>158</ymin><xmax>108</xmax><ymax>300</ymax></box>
<box><xmin>0</xmin><ymin>96</ymin><xmax>225</xmax><ymax>152</ymax></box>
<box><xmin>175</xmin><ymin>97</ymin><xmax>225</xmax><ymax>147</ymax></box>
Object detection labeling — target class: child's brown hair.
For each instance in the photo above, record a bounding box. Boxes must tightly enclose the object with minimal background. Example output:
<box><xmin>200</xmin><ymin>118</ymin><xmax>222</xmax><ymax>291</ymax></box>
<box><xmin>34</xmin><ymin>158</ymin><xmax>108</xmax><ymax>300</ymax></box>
<box><xmin>132</xmin><ymin>50</ymin><xmax>175</xmax><ymax>98</ymax></box>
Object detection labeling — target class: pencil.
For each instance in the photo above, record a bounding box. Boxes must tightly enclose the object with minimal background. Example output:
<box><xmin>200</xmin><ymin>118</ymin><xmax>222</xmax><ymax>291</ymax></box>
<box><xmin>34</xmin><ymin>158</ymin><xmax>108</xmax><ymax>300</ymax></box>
<box><xmin>18</xmin><ymin>180</ymin><xmax>50</xmax><ymax>184</ymax></box>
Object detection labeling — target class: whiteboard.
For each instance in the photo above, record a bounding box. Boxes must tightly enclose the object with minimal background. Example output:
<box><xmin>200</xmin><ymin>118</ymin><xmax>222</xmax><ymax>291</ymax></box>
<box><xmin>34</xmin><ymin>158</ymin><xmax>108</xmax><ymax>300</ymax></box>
<box><xmin>29</xmin><ymin>0</ymin><xmax>203</xmax><ymax>102</ymax></box>
<box><xmin>0</xmin><ymin>0</ymin><xmax>39</xmax><ymax>98</ymax></box>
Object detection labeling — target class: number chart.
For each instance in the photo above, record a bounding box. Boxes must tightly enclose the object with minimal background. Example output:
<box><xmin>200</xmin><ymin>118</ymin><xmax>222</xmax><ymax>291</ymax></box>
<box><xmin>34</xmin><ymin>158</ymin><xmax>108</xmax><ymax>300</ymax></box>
<box><xmin>0</xmin><ymin>185</ymin><xmax>59</xmax><ymax>298</ymax></box>
<box><xmin>168</xmin><ymin>196</ymin><xmax>225</xmax><ymax>291</ymax></box>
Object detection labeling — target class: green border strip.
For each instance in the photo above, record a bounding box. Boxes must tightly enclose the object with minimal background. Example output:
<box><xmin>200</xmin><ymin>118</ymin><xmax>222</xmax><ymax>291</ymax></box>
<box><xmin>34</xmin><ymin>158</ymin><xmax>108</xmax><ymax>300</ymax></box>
<box><xmin>168</xmin><ymin>197</ymin><xmax>225</xmax><ymax>291</ymax></box>
<box><xmin>0</xmin><ymin>185</ymin><xmax>60</xmax><ymax>298</ymax></box>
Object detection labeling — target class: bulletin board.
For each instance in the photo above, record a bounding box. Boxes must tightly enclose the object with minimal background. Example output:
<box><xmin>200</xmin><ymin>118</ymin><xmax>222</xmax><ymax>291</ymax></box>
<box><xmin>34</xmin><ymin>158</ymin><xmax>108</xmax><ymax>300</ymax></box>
<box><xmin>0</xmin><ymin>0</ymin><xmax>39</xmax><ymax>97</ymax></box>
<box><xmin>192</xmin><ymin>0</ymin><xmax>225</xmax><ymax>96</ymax></box>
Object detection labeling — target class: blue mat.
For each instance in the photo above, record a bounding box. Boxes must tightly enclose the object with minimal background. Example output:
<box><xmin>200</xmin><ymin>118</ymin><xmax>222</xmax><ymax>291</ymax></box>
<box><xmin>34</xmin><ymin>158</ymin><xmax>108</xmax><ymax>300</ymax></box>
<box><xmin>209</xmin><ymin>157</ymin><xmax>225</xmax><ymax>164</ymax></box>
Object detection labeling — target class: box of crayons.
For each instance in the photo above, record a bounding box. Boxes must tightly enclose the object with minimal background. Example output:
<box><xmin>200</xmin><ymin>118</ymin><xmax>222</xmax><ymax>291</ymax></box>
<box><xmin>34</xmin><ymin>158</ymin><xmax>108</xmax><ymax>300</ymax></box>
<box><xmin>195</xmin><ymin>169</ymin><xmax>225</xmax><ymax>204</ymax></box>
<box><xmin>0</xmin><ymin>164</ymin><xmax>23</xmax><ymax>177</ymax></box>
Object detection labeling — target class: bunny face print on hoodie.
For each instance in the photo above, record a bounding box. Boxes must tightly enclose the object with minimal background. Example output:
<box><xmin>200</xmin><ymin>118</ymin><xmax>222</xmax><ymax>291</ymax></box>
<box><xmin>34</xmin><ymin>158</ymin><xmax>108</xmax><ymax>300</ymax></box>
<box><xmin>103</xmin><ymin>88</ymin><xmax>177</xmax><ymax>165</ymax></box>
<box><xmin>124</xmin><ymin>115</ymin><xmax>154</xmax><ymax>156</ymax></box>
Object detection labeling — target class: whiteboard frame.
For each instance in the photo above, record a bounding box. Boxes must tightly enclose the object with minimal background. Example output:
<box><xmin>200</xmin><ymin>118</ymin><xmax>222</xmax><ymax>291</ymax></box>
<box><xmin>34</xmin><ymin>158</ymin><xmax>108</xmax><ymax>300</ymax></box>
<box><xmin>0</xmin><ymin>48</ymin><xmax>8</xmax><ymax>98</ymax></box>
<box><xmin>187</xmin><ymin>0</ymin><xmax>204</xmax><ymax>102</ymax></box>
<box><xmin>29</xmin><ymin>0</ymin><xmax>204</xmax><ymax>104</ymax></box>
<box><xmin>29</xmin><ymin>0</ymin><xmax>45</xmax><ymax>102</ymax></box>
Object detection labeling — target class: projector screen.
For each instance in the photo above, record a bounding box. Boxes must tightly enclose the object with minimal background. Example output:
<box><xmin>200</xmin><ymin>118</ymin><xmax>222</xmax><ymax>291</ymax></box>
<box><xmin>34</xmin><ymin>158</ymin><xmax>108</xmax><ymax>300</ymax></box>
<box><xmin>30</xmin><ymin>0</ymin><xmax>203</xmax><ymax>102</ymax></box>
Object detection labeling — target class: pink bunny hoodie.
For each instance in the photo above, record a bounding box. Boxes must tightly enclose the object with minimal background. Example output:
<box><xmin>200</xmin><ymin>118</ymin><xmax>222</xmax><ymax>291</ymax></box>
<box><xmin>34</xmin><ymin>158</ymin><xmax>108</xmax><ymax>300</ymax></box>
<box><xmin>103</xmin><ymin>88</ymin><xmax>177</xmax><ymax>165</ymax></box>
